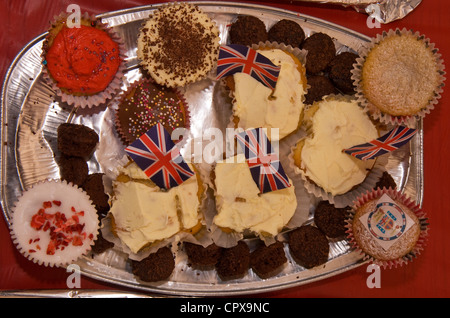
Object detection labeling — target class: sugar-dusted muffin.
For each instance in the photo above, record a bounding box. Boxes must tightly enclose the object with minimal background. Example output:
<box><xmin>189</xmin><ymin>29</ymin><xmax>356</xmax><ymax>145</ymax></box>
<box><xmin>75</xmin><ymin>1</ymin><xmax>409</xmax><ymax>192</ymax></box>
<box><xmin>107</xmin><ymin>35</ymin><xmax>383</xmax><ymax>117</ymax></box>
<box><xmin>42</xmin><ymin>12</ymin><xmax>124</xmax><ymax>107</ymax></box>
<box><xmin>228</xmin><ymin>44</ymin><xmax>307</xmax><ymax>140</ymax></box>
<box><xmin>353</xmin><ymin>28</ymin><xmax>445</xmax><ymax>124</ymax></box>
<box><xmin>115</xmin><ymin>78</ymin><xmax>189</xmax><ymax>145</ymax></box>
<box><xmin>9</xmin><ymin>180</ymin><xmax>99</xmax><ymax>267</ymax></box>
<box><xmin>228</xmin><ymin>15</ymin><xmax>268</xmax><ymax>46</ymax></box>
<box><xmin>347</xmin><ymin>188</ymin><xmax>429</xmax><ymax>268</ymax></box>
<box><xmin>137</xmin><ymin>3</ymin><xmax>220</xmax><ymax>87</ymax></box>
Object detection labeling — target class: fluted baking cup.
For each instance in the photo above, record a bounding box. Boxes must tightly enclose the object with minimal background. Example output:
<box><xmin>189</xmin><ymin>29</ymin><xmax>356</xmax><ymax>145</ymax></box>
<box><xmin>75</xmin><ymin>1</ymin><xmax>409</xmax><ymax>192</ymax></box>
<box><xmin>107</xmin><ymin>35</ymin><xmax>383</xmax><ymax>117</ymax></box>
<box><xmin>41</xmin><ymin>11</ymin><xmax>126</xmax><ymax>108</ymax></box>
<box><xmin>9</xmin><ymin>179</ymin><xmax>99</xmax><ymax>267</ymax></box>
<box><xmin>136</xmin><ymin>2</ymin><xmax>220</xmax><ymax>88</ymax></box>
<box><xmin>225</xmin><ymin>41</ymin><xmax>308</xmax><ymax>141</ymax></box>
<box><xmin>113</xmin><ymin>77</ymin><xmax>191</xmax><ymax>147</ymax></box>
<box><xmin>352</xmin><ymin>28</ymin><xmax>446</xmax><ymax>127</ymax></box>
<box><xmin>345</xmin><ymin>187</ymin><xmax>429</xmax><ymax>269</ymax></box>
<box><xmin>288</xmin><ymin>95</ymin><xmax>387</xmax><ymax>208</ymax></box>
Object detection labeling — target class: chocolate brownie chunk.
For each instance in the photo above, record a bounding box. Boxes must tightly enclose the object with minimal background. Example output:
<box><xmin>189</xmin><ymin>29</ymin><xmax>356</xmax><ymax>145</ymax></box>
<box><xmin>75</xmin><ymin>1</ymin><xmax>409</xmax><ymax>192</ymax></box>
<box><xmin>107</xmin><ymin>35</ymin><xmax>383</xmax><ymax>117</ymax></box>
<box><xmin>268</xmin><ymin>19</ymin><xmax>305</xmax><ymax>48</ymax></box>
<box><xmin>130</xmin><ymin>246</ymin><xmax>175</xmax><ymax>282</ymax></box>
<box><xmin>82</xmin><ymin>173</ymin><xmax>110</xmax><ymax>217</ymax></box>
<box><xmin>58</xmin><ymin>154</ymin><xmax>89</xmax><ymax>186</ymax></box>
<box><xmin>288</xmin><ymin>225</ymin><xmax>329</xmax><ymax>269</ymax></box>
<box><xmin>250</xmin><ymin>241</ymin><xmax>287</xmax><ymax>279</ymax></box>
<box><xmin>57</xmin><ymin>123</ymin><xmax>99</xmax><ymax>159</ymax></box>
<box><xmin>328</xmin><ymin>51</ymin><xmax>359</xmax><ymax>94</ymax></box>
<box><xmin>375</xmin><ymin>171</ymin><xmax>397</xmax><ymax>190</ymax></box>
<box><xmin>301</xmin><ymin>32</ymin><xmax>336</xmax><ymax>75</ymax></box>
<box><xmin>184</xmin><ymin>242</ymin><xmax>223</xmax><ymax>268</ymax></box>
<box><xmin>216</xmin><ymin>241</ymin><xmax>250</xmax><ymax>280</ymax></box>
<box><xmin>229</xmin><ymin>15</ymin><xmax>268</xmax><ymax>46</ymax></box>
<box><xmin>91</xmin><ymin>230</ymin><xmax>114</xmax><ymax>254</ymax></box>
<box><xmin>314</xmin><ymin>201</ymin><xmax>349</xmax><ymax>238</ymax></box>
<box><xmin>304</xmin><ymin>75</ymin><xmax>337</xmax><ymax>105</ymax></box>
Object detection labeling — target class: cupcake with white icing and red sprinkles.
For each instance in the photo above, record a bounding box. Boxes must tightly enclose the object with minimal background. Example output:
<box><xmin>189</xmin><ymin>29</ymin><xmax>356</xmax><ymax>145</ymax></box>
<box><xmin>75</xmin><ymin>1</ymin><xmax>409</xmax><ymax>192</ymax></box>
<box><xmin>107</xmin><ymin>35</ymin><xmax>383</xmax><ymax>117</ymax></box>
<box><xmin>137</xmin><ymin>2</ymin><xmax>220</xmax><ymax>87</ymax></box>
<box><xmin>9</xmin><ymin>180</ymin><xmax>99</xmax><ymax>267</ymax></box>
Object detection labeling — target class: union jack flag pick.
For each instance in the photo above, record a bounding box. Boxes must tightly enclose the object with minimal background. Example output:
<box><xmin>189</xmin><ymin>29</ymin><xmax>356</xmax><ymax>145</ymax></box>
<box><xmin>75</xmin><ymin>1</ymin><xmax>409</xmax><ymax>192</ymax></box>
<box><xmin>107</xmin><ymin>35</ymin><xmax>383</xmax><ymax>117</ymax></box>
<box><xmin>342</xmin><ymin>125</ymin><xmax>418</xmax><ymax>161</ymax></box>
<box><xmin>236</xmin><ymin>128</ymin><xmax>291</xmax><ymax>193</ymax></box>
<box><xmin>125</xmin><ymin>123</ymin><xmax>194</xmax><ymax>189</ymax></box>
<box><xmin>216</xmin><ymin>44</ymin><xmax>281</xmax><ymax>90</ymax></box>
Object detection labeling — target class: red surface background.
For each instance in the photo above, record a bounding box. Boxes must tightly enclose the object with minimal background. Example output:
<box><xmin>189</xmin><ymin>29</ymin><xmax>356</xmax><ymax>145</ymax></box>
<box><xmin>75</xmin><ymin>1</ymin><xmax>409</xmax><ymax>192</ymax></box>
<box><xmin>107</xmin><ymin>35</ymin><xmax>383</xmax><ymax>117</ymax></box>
<box><xmin>1</xmin><ymin>0</ymin><xmax>449</xmax><ymax>298</ymax></box>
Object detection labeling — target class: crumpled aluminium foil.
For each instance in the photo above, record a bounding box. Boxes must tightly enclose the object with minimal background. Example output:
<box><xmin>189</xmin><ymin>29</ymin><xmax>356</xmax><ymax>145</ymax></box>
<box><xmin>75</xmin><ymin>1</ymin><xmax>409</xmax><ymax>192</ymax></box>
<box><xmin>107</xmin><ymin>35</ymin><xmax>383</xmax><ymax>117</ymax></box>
<box><xmin>296</xmin><ymin>0</ymin><xmax>422</xmax><ymax>24</ymax></box>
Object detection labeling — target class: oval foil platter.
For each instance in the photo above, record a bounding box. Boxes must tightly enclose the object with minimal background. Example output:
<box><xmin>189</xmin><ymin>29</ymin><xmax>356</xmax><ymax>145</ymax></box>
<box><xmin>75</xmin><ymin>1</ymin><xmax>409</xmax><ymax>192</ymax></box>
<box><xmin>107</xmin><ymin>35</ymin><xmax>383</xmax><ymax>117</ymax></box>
<box><xmin>1</xmin><ymin>2</ymin><xmax>423</xmax><ymax>296</ymax></box>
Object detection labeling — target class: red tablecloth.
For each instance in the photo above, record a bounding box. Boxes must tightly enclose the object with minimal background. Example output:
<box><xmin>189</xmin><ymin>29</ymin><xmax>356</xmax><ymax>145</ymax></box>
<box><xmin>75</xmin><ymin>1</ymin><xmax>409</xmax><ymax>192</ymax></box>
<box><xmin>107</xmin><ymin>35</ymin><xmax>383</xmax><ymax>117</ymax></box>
<box><xmin>1</xmin><ymin>0</ymin><xmax>449</xmax><ymax>298</ymax></box>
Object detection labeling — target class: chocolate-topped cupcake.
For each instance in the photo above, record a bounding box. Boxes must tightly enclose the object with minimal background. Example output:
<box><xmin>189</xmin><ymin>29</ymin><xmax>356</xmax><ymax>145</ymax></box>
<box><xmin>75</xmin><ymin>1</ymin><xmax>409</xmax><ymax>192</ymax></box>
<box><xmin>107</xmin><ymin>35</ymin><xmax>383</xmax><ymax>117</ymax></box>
<box><xmin>115</xmin><ymin>78</ymin><xmax>189</xmax><ymax>145</ymax></box>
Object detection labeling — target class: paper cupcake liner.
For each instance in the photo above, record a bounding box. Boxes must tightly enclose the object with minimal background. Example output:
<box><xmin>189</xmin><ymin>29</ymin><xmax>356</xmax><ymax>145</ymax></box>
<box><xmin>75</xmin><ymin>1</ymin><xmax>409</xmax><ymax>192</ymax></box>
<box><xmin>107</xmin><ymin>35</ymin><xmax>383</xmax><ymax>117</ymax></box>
<box><xmin>112</xmin><ymin>76</ymin><xmax>191</xmax><ymax>147</ymax></box>
<box><xmin>136</xmin><ymin>2</ymin><xmax>220</xmax><ymax>88</ymax></box>
<box><xmin>345</xmin><ymin>188</ymin><xmax>429</xmax><ymax>269</ymax></box>
<box><xmin>352</xmin><ymin>28</ymin><xmax>446</xmax><ymax>127</ymax></box>
<box><xmin>206</xmin><ymin>152</ymin><xmax>310</xmax><ymax>249</ymax></box>
<box><xmin>225</xmin><ymin>41</ymin><xmax>309</xmax><ymax>140</ymax></box>
<box><xmin>101</xmin><ymin>163</ymin><xmax>212</xmax><ymax>261</ymax></box>
<box><xmin>41</xmin><ymin>11</ymin><xmax>126</xmax><ymax>109</ymax></box>
<box><xmin>287</xmin><ymin>95</ymin><xmax>388</xmax><ymax>208</ymax></box>
<box><xmin>9</xmin><ymin>179</ymin><xmax>100</xmax><ymax>267</ymax></box>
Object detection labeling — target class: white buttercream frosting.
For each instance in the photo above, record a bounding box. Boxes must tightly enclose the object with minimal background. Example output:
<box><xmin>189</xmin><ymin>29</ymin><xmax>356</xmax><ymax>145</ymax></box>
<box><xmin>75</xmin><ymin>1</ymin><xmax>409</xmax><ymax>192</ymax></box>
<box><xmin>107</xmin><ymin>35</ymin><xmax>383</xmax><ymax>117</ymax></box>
<box><xmin>109</xmin><ymin>162</ymin><xmax>200</xmax><ymax>253</ymax></box>
<box><xmin>232</xmin><ymin>49</ymin><xmax>306</xmax><ymax>140</ymax></box>
<box><xmin>213</xmin><ymin>154</ymin><xmax>297</xmax><ymax>237</ymax></box>
<box><xmin>298</xmin><ymin>97</ymin><xmax>379</xmax><ymax>196</ymax></box>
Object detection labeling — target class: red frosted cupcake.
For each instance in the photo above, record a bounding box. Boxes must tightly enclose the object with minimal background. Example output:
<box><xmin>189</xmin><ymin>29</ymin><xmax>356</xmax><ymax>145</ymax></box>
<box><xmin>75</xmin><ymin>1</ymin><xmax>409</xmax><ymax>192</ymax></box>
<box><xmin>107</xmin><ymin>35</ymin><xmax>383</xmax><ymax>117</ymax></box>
<box><xmin>42</xmin><ymin>12</ymin><xmax>125</xmax><ymax>108</ymax></box>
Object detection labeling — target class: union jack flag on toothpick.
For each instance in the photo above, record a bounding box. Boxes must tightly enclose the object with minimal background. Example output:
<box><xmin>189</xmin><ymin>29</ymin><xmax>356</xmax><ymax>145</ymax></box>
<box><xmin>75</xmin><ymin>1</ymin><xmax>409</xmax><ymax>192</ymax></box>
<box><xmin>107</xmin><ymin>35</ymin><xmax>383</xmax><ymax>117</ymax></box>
<box><xmin>343</xmin><ymin>125</ymin><xmax>418</xmax><ymax>161</ymax></box>
<box><xmin>216</xmin><ymin>44</ymin><xmax>281</xmax><ymax>90</ymax></box>
<box><xmin>125</xmin><ymin>123</ymin><xmax>194</xmax><ymax>189</ymax></box>
<box><xmin>236</xmin><ymin>128</ymin><xmax>291</xmax><ymax>193</ymax></box>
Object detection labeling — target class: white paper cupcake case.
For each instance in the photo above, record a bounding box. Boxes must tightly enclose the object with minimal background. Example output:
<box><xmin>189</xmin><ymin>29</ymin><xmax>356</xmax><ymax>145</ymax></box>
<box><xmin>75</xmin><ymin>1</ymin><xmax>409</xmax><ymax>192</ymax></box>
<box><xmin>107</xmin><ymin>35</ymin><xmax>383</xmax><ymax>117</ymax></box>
<box><xmin>100</xmin><ymin>161</ymin><xmax>213</xmax><ymax>262</ymax></box>
<box><xmin>287</xmin><ymin>95</ymin><xmax>388</xmax><ymax>208</ymax></box>
<box><xmin>9</xmin><ymin>179</ymin><xmax>100</xmax><ymax>267</ymax></box>
<box><xmin>41</xmin><ymin>12</ymin><xmax>127</xmax><ymax>109</ymax></box>
<box><xmin>351</xmin><ymin>28</ymin><xmax>446</xmax><ymax>127</ymax></box>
